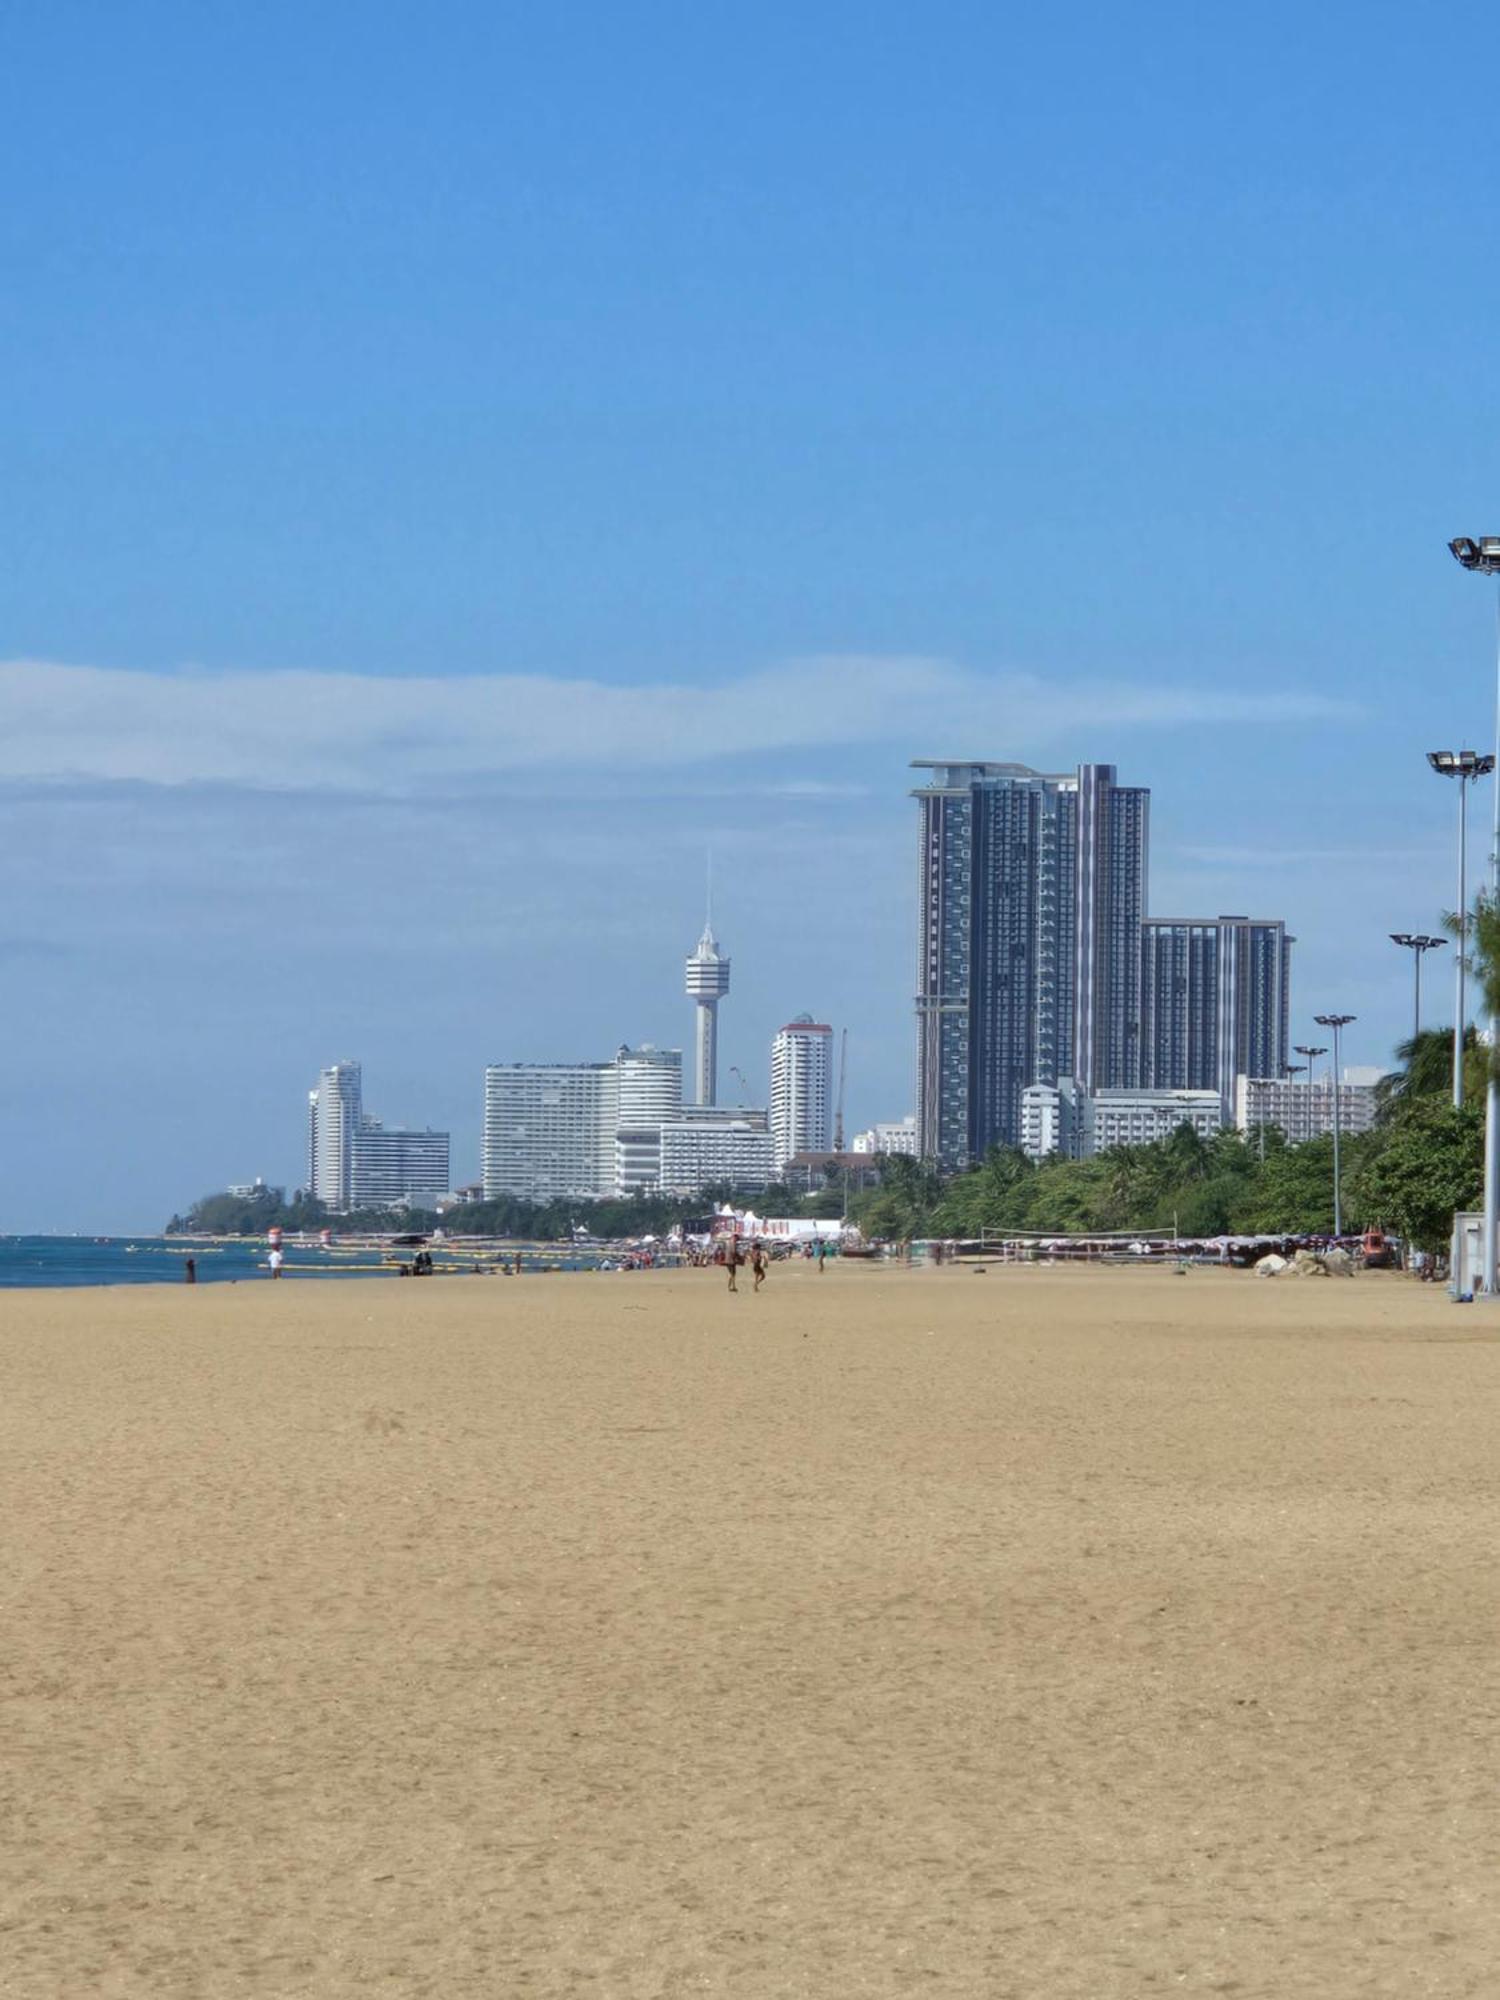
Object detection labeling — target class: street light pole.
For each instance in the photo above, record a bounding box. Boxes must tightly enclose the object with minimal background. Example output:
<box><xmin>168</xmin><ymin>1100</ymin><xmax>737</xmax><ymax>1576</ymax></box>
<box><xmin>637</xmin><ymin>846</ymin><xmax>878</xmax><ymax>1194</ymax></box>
<box><xmin>1314</xmin><ymin>1013</ymin><xmax>1355</xmax><ymax>1238</ymax></box>
<box><xmin>1448</xmin><ymin>537</ymin><xmax>1500</xmax><ymax>1292</ymax></box>
<box><xmin>1427</xmin><ymin>751</ymin><xmax>1494</xmax><ymax>1106</ymax></box>
<box><xmin>1389</xmin><ymin>932</ymin><xmax>1447</xmax><ymax>1049</ymax></box>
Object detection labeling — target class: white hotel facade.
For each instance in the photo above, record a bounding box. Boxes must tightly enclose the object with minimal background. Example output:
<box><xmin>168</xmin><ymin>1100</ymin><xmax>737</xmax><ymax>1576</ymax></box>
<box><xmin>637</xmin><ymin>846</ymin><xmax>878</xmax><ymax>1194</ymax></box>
<box><xmin>483</xmin><ymin>1046</ymin><xmax>687</xmax><ymax>1201</ymax></box>
<box><xmin>770</xmin><ymin>1015</ymin><xmax>833</xmax><ymax>1170</ymax></box>
<box><xmin>483</xmin><ymin>1046</ymin><xmax>781</xmax><ymax>1202</ymax></box>
<box><xmin>659</xmin><ymin>1108</ymin><xmax>775</xmax><ymax>1196</ymax></box>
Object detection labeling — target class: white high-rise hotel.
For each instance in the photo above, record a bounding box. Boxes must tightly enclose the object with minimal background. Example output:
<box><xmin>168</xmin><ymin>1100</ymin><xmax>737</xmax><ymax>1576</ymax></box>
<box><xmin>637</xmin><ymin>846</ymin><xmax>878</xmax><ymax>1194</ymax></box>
<box><xmin>306</xmin><ymin>1061</ymin><xmax>451</xmax><ymax>1211</ymax></box>
<box><xmin>308</xmin><ymin>1061</ymin><xmax>363</xmax><ymax>1210</ymax></box>
<box><xmin>770</xmin><ymin>1016</ymin><xmax>833</xmax><ymax>1168</ymax></box>
<box><xmin>483</xmin><ymin>1046</ymin><xmax>685</xmax><ymax>1201</ymax></box>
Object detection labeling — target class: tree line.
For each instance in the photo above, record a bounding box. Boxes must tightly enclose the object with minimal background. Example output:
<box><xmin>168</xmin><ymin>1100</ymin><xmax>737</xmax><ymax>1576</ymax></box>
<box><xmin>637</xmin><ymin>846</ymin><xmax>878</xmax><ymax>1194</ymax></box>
<box><xmin>165</xmin><ymin>1179</ymin><xmax>827</xmax><ymax>1242</ymax></box>
<box><xmin>843</xmin><ymin>1026</ymin><xmax>1484</xmax><ymax>1253</ymax></box>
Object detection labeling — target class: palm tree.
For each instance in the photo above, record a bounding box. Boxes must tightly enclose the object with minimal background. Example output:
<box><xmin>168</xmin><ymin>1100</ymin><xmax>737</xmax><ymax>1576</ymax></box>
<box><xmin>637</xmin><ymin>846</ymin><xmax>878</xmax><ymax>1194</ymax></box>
<box><xmin>1377</xmin><ymin>1025</ymin><xmax>1484</xmax><ymax>1119</ymax></box>
<box><xmin>1467</xmin><ymin>891</ymin><xmax>1500</xmax><ymax>1079</ymax></box>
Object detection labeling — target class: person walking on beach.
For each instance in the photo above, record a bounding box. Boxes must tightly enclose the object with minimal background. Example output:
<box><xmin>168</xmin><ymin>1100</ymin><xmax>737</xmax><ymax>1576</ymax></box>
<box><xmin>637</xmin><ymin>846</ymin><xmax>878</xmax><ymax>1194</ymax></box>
<box><xmin>752</xmin><ymin>1243</ymin><xmax>768</xmax><ymax>1292</ymax></box>
<box><xmin>184</xmin><ymin>1257</ymin><xmax>197</xmax><ymax>1284</ymax></box>
<box><xmin>267</xmin><ymin>1247</ymin><xmax>284</xmax><ymax>1279</ymax></box>
<box><xmin>816</xmin><ymin>1239</ymin><xmax>827</xmax><ymax>1274</ymax></box>
<box><xmin>726</xmin><ymin>1241</ymin><xmax>741</xmax><ymax>1292</ymax></box>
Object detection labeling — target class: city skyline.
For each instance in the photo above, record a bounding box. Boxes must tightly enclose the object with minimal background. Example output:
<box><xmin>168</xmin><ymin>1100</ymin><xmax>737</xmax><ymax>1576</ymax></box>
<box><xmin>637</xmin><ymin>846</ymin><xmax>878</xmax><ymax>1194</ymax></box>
<box><xmin>3</xmin><ymin>5</ymin><xmax>1493</xmax><ymax>1229</ymax></box>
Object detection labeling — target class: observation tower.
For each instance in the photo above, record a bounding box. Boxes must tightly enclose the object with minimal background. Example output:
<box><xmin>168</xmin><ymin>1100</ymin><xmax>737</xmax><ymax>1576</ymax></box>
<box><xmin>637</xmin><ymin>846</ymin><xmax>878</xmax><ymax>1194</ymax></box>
<box><xmin>684</xmin><ymin>920</ymin><xmax>731</xmax><ymax>1106</ymax></box>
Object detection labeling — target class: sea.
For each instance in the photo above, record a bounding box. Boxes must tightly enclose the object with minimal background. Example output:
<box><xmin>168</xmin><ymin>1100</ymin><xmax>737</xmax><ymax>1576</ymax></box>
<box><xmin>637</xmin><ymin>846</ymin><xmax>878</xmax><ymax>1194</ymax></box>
<box><xmin>0</xmin><ymin>1237</ymin><xmax>616</xmax><ymax>1289</ymax></box>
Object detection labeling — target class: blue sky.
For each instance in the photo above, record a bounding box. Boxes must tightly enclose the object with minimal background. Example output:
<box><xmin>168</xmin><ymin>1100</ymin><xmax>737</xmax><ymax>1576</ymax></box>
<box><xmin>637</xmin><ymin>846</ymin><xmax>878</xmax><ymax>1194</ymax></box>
<box><xmin>2</xmin><ymin>2</ymin><xmax>1498</xmax><ymax>1228</ymax></box>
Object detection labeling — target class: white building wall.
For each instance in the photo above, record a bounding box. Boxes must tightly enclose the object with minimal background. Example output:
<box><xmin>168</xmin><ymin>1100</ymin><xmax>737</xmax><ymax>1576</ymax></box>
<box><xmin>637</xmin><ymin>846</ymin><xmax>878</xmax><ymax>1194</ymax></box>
<box><xmin>660</xmin><ymin>1118</ymin><xmax>776</xmax><ymax>1195</ymax></box>
<box><xmin>311</xmin><ymin>1061</ymin><xmax>363</xmax><ymax>1211</ymax></box>
<box><xmin>612</xmin><ymin>1044</ymin><xmax>683</xmax><ymax>1194</ymax></box>
<box><xmin>851</xmin><ymin>1116</ymin><xmax>919</xmax><ymax>1156</ymax></box>
<box><xmin>482</xmin><ymin>1063</ymin><xmax>617</xmax><ymax>1201</ymax></box>
<box><xmin>1020</xmin><ymin>1085</ymin><xmax>1062</xmax><ymax>1160</ymax></box>
<box><xmin>483</xmin><ymin>1047</ymin><xmax>690</xmax><ymax>1200</ymax></box>
<box><xmin>1084</xmin><ymin>1088</ymin><xmax>1223</xmax><ymax>1153</ymax></box>
<box><xmin>351</xmin><ymin>1124</ymin><xmax>451</xmax><ymax>1208</ymax></box>
<box><xmin>770</xmin><ymin>1017</ymin><xmax>832</xmax><ymax>1168</ymax></box>
<box><xmin>1234</xmin><ymin>1073</ymin><xmax>1380</xmax><ymax>1142</ymax></box>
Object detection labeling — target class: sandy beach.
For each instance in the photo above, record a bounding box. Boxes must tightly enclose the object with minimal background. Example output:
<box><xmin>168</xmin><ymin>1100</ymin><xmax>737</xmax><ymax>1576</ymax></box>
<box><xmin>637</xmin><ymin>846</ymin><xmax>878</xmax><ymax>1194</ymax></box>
<box><xmin>3</xmin><ymin>1261</ymin><xmax>1497</xmax><ymax>1997</ymax></box>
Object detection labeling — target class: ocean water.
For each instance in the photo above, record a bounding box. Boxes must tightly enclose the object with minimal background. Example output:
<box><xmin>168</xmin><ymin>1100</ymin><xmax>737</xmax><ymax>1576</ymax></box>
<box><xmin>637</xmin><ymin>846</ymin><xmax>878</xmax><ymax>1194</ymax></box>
<box><xmin>0</xmin><ymin>1237</ymin><xmax>630</xmax><ymax>1289</ymax></box>
<box><xmin>0</xmin><ymin>1237</ymin><xmax>391</xmax><ymax>1288</ymax></box>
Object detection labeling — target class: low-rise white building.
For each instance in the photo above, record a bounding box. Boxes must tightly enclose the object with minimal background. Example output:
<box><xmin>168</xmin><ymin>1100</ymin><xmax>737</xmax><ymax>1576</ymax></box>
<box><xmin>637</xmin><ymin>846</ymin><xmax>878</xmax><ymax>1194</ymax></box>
<box><xmin>1234</xmin><ymin>1071</ymin><xmax>1381</xmax><ymax>1143</ymax></box>
<box><xmin>851</xmin><ymin>1116</ymin><xmax>918</xmax><ymax>1156</ymax></box>
<box><xmin>659</xmin><ymin>1108</ymin><xmax>775</xmax><ymax>1195</ymax></box>
<box><xmin>1086</xmin><ymin>1088</ymin><xmax>1223</xmax><ymax>1153</ymax></box>
<box><xmin>227</xmin><ymin>1178</ymin><xmax>284</xmax><ymax>1202</ymax></box>
<box><xmin>1020</xmin><ymin>1082</ymin><xmax>1079</xmax><ymax>1159</ymax></box>
<box><xmin>1020</xmin><ymin>1079</ymin><xmax>1222</xmax><ymax>1159</ymax></box>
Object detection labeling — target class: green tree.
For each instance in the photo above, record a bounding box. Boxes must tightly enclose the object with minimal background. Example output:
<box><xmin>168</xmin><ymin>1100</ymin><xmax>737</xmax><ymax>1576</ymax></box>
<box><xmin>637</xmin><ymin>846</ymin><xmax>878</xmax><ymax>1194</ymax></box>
<box><xmin>1347</xmin><ymin>1099</ymin><xmax>1482</xmax><ymax>1253</ymax></box>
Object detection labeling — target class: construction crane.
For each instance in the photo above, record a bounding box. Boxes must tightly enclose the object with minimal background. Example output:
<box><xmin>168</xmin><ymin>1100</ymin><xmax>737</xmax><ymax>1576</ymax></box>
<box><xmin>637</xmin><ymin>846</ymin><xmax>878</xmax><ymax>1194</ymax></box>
<box><xmin>833</xmin><ymin>1028</ymin><xmax>847</xmax><ymax>1152</ymax></box>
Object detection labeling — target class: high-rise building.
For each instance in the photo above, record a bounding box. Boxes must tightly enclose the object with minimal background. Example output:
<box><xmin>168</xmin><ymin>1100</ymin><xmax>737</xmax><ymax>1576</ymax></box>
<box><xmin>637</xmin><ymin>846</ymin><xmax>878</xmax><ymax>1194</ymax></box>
<box><xmin>350</xmin><ymin>1122</ymin><xmax>451</xmax><ymax>1209</ymax></box>
<box><xmin>770</xmin><ymin>1016</ymin><xmax>833</xmax><ymax>1168</ymax></box>
<box><xmin>483</xmin><ymin>1061</ymin><xmax>618</xmax><ymax>1201</ymax></box>
<box><xmin>613</xmin><ymin>1044</ymin><xmax>683</xmax><ymax>1193</ymax></box>
<box><xmin>482</xmin><ymin>1045</ymin><xmax>683</xmax><ymax>1200</ymax></box>
<box><xmin>308</xmin><ymin>1060</ymin><xmax>363</xmax><ymax>1210</ymax></box>
<box><xmin>913</xmin><ymin>761</ymin><xmax>1149</xmax><ymax>1168</ymax></box>
<box><xmin>684</xmin><ymin>921</ymin><xmax>731</xmax><ymax>1106</ymax></box>
<box><xmin>307</xmin><ymin>1061</ymin><xmax>450</xmax><ymax>1211</ymax></box>
<box><xmin>1141</xmin><ymin>917</ymin><xmax>1292</xmax><ymax>1120</ymax></box>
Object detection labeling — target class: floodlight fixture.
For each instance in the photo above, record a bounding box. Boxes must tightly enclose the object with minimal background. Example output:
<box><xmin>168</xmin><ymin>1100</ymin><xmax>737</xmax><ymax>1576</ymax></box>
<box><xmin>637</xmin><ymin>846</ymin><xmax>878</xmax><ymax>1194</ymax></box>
<box><xmin>1449</xmin><ymin>535</ymin><xmax>1500</xmax><ymax>574</ymax></box>
<box><xmin>1390</xmin><ymin>932</ymin><xmax>1447</xmax><ymax>1045</ymax></box>
<box><xmin>1427</xmin><ymin>748</ymin><xmax>1495</xmax><ymax>777</ymax></box>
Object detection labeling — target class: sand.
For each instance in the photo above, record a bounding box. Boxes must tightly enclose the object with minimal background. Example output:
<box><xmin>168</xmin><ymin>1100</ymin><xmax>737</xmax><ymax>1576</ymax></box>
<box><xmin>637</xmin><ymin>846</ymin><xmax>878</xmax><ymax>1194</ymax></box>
<box><xmin>2</xmin><ymin>1261</ymin><xmax>1497</xmax><ymax>1998</ymax></box>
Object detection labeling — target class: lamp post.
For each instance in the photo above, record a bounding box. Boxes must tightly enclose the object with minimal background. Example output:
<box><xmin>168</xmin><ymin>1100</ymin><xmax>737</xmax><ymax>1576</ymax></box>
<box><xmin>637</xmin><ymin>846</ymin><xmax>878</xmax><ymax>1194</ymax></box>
<box><xmin>1293</xmin><ymin>1044</ymin><xmax>1327</xmax><ymax>1144</ymax></box>
<box><xmin>1448</xmin><ymin>536</ymin><xmax>1500</xmax><ymax>1292</ymax></box>
<box><xmin>1314</xmin><ymin>1013</ymin><xmax>1355</xmax><ymax>1238</ymax></box>
<box><xmin>1427</xmin><ymin>750</ymin><xmax>1494</xmax><ymax>1106</ymax></box>
<box><xmin>1389</xmin><ymin>932</ymin><xmax>1447</xmax><ymax>1048</ymax></box>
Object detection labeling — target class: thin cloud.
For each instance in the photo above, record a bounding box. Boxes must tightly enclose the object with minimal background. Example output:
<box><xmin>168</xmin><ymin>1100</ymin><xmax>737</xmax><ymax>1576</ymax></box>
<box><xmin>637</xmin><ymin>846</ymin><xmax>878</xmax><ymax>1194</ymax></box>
<box><xmin>0</xmin><ymin>655</ymin><xmax>1342</xmax><ymax>795</ymax></box>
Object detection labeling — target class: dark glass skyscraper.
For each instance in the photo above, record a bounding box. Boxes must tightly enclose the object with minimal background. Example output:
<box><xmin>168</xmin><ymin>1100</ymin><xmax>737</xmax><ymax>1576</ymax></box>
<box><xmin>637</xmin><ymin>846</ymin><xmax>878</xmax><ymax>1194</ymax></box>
<box><xmin>913</xmin><ymin>761</ymin><xmax>1150</xmax><ymax>1169</ymax></box>
<box><xmin>1140</xmin><ymin>917</ymin><xmax>1293</xmax><ymax>1119</ymax></box>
